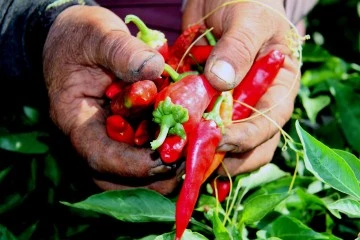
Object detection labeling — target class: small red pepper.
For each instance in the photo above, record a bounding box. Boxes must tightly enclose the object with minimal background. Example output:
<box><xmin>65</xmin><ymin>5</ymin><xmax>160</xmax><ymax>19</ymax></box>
<box><xmin>134</xmin><ymin>119</ymin><xmax>150</xmax><ymax>146</ymax></box>
<box><xmin>106</xmin><ymin>115</ymin><xmax>135</xmax><ymax>146</ymax></box>
<box><xmin>157</xmin><ymin>135</ymin><xmax>186</xmax><ymax>164</ymax></box>
<box><xmin>210</xmin><ymin>178</ymin><xmax>231</xmax><ymax>203</ymax></box>
<box><xmin>105</xmin><ymin>81</ymin><xmax>127</xmax><ymax>100</ymax></box>
<box><xmin>125</xmin><ymin>14</ymin><xmax>169</xmax><ymax>61</ymax></box>
<box><xmin>188</xmin><ymin>45</ymin><xmax>213</xmax><ymax>65</ymax></box>
<box><xmin>232</xmin><ymin>50</ymin><xmax>285</xmax><ymax>120</ymax></box>
<box><xmin>175</xmin><ymin>96</ymin><xmax>224</xmax><ymax>240</ymax></box>
<box><xmin>111</xmin><ymin>80</ymin><xmax>157</xmax><ymax>117</ymax></box>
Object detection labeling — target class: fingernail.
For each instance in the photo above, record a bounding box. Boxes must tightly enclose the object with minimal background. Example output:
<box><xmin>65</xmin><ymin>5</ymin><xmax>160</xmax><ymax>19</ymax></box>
<box><xmin>210</xmin><ymin>60</ymin><xmax>236</xmax><ymax>87</ymax></box>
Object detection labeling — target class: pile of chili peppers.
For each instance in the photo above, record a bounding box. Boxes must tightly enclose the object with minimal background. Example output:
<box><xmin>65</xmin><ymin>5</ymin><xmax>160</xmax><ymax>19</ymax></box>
<box><xmin>104</xmin><ymin>15</ymin><xmax>285</xmax><ymax>240</ymax></box>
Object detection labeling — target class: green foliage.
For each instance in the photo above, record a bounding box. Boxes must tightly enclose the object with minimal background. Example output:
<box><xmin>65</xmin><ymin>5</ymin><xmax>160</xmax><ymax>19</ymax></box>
<box><xmin>0</xmin><ymin>1</ymin><xmax>359</xmax><ymax>239</ymax></box>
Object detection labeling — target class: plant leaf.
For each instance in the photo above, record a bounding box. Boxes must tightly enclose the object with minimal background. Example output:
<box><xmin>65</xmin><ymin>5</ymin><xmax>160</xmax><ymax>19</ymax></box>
<box><xmin>241</xmin><ymin>163</ymin><xmax>288</xmax><ymax>190</ymax></box>
<box><xmin>0</xmin><ymin>132</ymin><xmax>48</xmax><ymax>154</ymax></box>
<box><xmin>61</xmin><ymin>189</ymin><xmax>175</xmax><ymax>222</ymax></box>
<box><xmin>301</xmin><ymin>95</ymin><xmax>331</xmax><ymax>123</ymax></box>
<box><xmin>333</xmin><ymin>149</ymin><xmax>360</xmax><ymax>182</ymax></box>
<box><xmin>242</xmin><ymin>192</ymin><xmax>289</xmax><ymax>225</ymax></box>
<box><xmin>296</xmin><ymin>121</ymin><xmax>360</xmax><ymax>199</ymax></box>
<box><xmin>302</xmin><ymin>44</ymin><xmax>331</xmax><ymax>62</ymax></box>
<box><xmin>0</xmin><ymin>224</ymin><xmax>17</xmax><ymax>240</ymax></box>
<box><xmin>265</xmin><ymin>215</ymin><xmax>328</xmax><ymax>240</ymax></box>
<box><xmin>207</xmin><ymin>209</ymin><xmax>232</xmax><ymax>240</ymax></box>
<box><xmin>329</xmin><ymin>80</ymin><xmax>360</xmax><ymax>152</ymax></box>
<box><xmin>328</xmin><ymin>198</ymin><xmax>360</xmax><ymax>218</ymax></box>
<box><xmin>154</xmin><ymin>230</ymin><xmax>208</xmax><ymax>240</ymax></box>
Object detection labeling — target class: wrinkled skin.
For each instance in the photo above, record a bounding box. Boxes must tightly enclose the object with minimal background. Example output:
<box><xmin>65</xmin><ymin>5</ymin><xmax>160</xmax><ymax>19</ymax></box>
<box><xmin>183</xmin><ymin>0</ymin><xmax>301</xmax><ymax>176</ymax></box>
<box><xmin>43</xmin><ymin>6</ymin><xmax>183</xmax><ymax>195</ymax></box>
<box><xmin>43</xmin><ymin>0</ymin><xmax>301</xmax><ymax>194</ymax></box>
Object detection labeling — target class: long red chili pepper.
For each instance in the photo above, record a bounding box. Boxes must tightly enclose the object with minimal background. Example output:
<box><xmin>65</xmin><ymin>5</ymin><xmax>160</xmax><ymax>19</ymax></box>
<box><xmin>111</xmin><ymin>80</ymin><xmax>157</xmax><ymax>117</ymax></box>
<box><xmin>232</xmin><ymin>50</ymin><xmax>285</xmax><ymax>120</ymax></box>
<box><xmin>106</xmin><ymin>115</ymin><xmax>135</xmax><ymax>146</ymax></box>
<box><xmin>150</xmin><ymin>65</ymin><xmax>218</xmax><ymax>157</ymax></box>
<box><xmin>166</xmin><ymin>24</ymin><xmax>206</xmax><ymax>74</ymax></box>
<box><xmin>175</xmin><ymin>96</ymin><xmax>224</xmax><ymax>240</ymax></box>
<box><xmin>125</xmin><ymin>14</ymin><xmax>169</xmax><ymax>61</ymax></box>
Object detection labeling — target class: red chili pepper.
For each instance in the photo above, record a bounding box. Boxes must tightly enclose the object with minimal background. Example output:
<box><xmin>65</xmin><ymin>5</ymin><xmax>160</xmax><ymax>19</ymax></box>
<box><xmin>152</xmin><ymin>76</ymin><xmax>170</xmax><ymax>92</ymax></box>
<box><xmin>106</xmin><ymin>115</ymin><xmax>135</xmax><ymax>146</ymax></box>
<box><xmin>232</xmin><ymin>50</ymin><xmax>285</xmax><ymax>120</ymax></box>
<box><xmin>125</xmin><ymin>14</ymin><xmax>169</xmax><ymax>61</ymax></box>
<box><xmin>134</xmin><ymin>120</ymin><xmax>150</xmax><ymax>146</ymax></box>
<box><xmin>165</xmin><ymin>24</ymin><xmax>206</xmax><ymax>74</ymax></box>
<box><xmin>150</xmin><ymin>65</ymin><xmax>218</xmax><ymax>156</ymax></box>
<box><xmin>188</xmin><ymin>45</ymin><xmax>213</xmax><ymax>65</ymax></box>
<box><xmin>175</xmin><ymin>96</ymin><xmax>224</xmax><ymax>240</ymax></box>
<box><xmin>105</xmin><ymin>81</ymin><xmax>127</xmax><ymax>100</ymax></box>
<box><xmin>210</xmin><ymin>178</ymin><xmax>231</xmax><ymax>203</ymax></box>
<box><xmin>157</xmin><ymin>135</ymin><xmax>186</xmax><ymax>164</ymax></box>
<box><xmin>111</xmin><ymin>80</ymin><xmax>157</xmax><ymax>117</ymax></box>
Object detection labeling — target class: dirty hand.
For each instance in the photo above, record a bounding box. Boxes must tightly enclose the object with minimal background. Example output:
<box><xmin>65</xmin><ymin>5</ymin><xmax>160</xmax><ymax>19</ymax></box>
<box><xmin>43</xmin><ymin>5</ymin><xmax>182</xmax><ymax>195</ymax></box>
<box><xmin>183</xmin><ymin>0</ymin><xmax>300</xmax><ymax>175</ymax></box>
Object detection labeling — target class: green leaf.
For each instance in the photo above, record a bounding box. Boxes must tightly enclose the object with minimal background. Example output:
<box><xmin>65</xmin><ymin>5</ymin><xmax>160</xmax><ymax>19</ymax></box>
<box><xmin>196</xmin><ymin>194</ymin><xmax>218</xmax><ymax>212</ymax></box>
<box><xmin>333</xmin><ymin>149</ymin><xmax>360</xmax><ymax>181</ymax></box>
<box><xmin>154</xmin><ymin>229</ymin><xmax>208</xmax><ymax>240</ymax></box>
<box><xmin>328</xmin><ymin>198</ymin><xmax>360</xmax><ymax>218</ymax></box>
<box><xmin>207</xmin><ymin>209</ymin><xmax>232</xmax><ymax>240</ymax></box>
<box><xmin>301</xmin><ymin>95</ymin><xmax>331</xmax><ymax>123</ymax></box>
<box><xmin>241</xmin><ymin>163</ymin><xmax>288</xmax><ymax>190</ymax></box>
<box><xmin>296</xmin><ymin>121</ymin><xmax>360</xmax><ymax>199</ymax></box>
<box><xmin>23</xmin><ymin>106</ymin><xmax>40</xmax><ymax>125</ymax></box>
<box><xmin>301</xmin><ymin>57</ymin><xmax>347</xmax><ymax>87</ymax></box>
<box><xmin>0</xmin><ymin>132</ymin><xmax>48</xmax><ymax>154</ymax></box>
<box><xmin>302</xmin><ymin>44</ymin><xmax>332</xmax><ymax>62</ymax></box>
<box><xmin>241</xmin><ymin>192</ymin><xmax>289</xmax><ymax>225</ymax></box>
<box><xmin>265</xmin><ymin>215</ymin><xmax>328</xmax><ymax>240</ymax></box>
<box><xmin>61</xmin><ymin>189</ymin><xmax>175</xmax><ymax>222</ymax></box>
<box><xmin>329</xmin><ymin>80</ymin><xmax>360</xmax><ymax>152</ymax></box>
<box><xmin>0</xmin><ymin>193</ymin><xmax>23</xmax><ymax>215</ymax></box>
<box><xmin>0</xmin><ymin>167</ymin><xmax>12</xmax><ymax>184</ymax></box>
<box><xmin>44</xmin><ymin>154</ymin><xmax>62</xmax><ymax>186</ymax></box>
<box><xmin>18</xmin><ymin>222</ymin><xmax>38</xmax><ymax>240</ymax></box>
<box><xmin>0</xmin><ymin>224</ymin><xmax>17</xmax><ymax>240</ymax></box>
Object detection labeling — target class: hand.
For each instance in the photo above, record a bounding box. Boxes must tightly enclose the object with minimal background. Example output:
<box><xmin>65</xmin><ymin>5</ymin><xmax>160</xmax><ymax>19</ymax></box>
<box><xmin>182</xmin><ymin>0</ymin><xmax>300</xmax><ymax>175</ymax></box>
<box><xmin>43</xmin><ymin>5</ymin><xmax>183</xmax><ymax>195</ymax></box>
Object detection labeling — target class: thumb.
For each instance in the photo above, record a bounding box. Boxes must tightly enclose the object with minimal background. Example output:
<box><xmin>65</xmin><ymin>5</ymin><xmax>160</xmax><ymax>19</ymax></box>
<box><xmin>203</xmin><ymin>3</ymin><xmax>284</xmax><ymax>91</ymax></box>
<box><xmin>84</xmin><ymin>7</ymin><xmax>165</xmax><ymax>82</ymax></box>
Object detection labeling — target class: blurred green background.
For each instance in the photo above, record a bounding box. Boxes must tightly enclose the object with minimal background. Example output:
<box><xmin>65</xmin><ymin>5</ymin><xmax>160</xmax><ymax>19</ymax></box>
<box><xmin>0</xmin><ymin>0</ymin><xmax>359</xmax><ymax>239</ymax></box>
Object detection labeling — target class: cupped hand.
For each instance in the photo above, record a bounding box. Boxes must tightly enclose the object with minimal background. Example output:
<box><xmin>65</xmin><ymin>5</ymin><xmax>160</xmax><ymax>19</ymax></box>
<box><xmin>43</xmin><ymin>5</ymin><xmax>183</xmax><ymax>195</ymax></box>
<box><xmin>182</xmin><ymin>0</ymin><xmax>301</xmax><ymax>175</ymax></box>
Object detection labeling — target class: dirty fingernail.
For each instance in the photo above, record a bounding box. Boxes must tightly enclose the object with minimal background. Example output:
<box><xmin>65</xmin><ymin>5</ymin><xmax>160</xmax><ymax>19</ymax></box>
<box><xmin>210</xmin><ymin>60</ymin><xmax>236</xmax><ymax>87</ymax></box>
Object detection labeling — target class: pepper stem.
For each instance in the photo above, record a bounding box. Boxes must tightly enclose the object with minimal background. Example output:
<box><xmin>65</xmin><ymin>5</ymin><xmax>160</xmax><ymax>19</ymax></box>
<box><xmin>163</xmin><ymin>64</ymin><xmax>180</xmax><ymax>81</ymax></box>
<box><xmin>163</xmin><ymin>64</ymin><xmax>198</xmax><ymax>82</ymax></box>
<box><xmin>203</xmin><ymin>95</ymin><xmax>225</xmax><ymax>132</ymax></box>
<box><xmin>125</xmin><ymin>14</ymin><xmax>150</xmax><ymax>35</ymax></box>
<box><xmin>205</xmin><ymin>30</ymin><xmax>217</xmax><ymax>46</ymax></box>
<box><xmin>125</xmin><ymin>14</ymin><xmax>166</xmax><ymax>47</ymax></box>
<box><xmin>151</xmin><ymin>97</ymin><xmax>189</xmax><ymax>149</ymax></box>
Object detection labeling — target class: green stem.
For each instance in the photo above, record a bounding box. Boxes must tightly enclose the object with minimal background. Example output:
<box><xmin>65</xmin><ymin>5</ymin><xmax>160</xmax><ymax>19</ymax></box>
<box><xmin>205</xmin><ymin>30</ymin><xmax>217</xmax><ymax>46</ymax></box>
<box><xmin>203</xmin><ymin>95</ymin><xmax>224</xmax><ymax>131</ymax></box>
<box><xmin>150</xmin><ymin>115</ymin><xmax>174</xmax><ymax>150</ymax></box>
<box><xmin>125</xmin><ymin>14</ymin><xmax>151</xmax><ymax>38</ymax></box>
<box><xmin>163</xmin><ymin>64</ymin><xmax>180</xmax><ymax>81</ymax></box>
